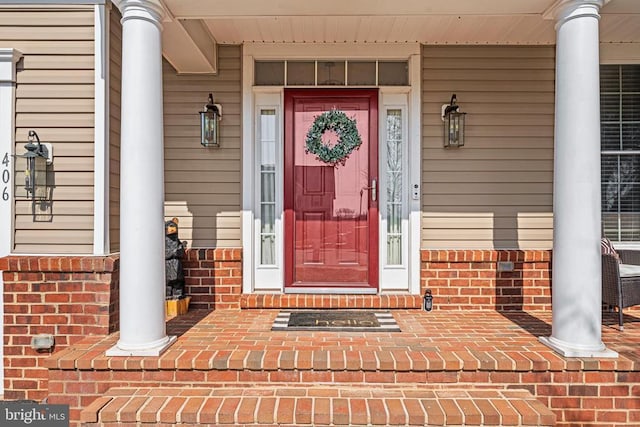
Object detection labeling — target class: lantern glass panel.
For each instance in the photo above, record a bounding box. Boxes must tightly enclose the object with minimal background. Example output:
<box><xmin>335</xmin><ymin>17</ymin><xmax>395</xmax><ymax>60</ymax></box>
<box><xmin>34</xmin><ymin>156</ymin><xmax>47</xmax><ymax>199</ymax></box>
<box><xmin>457</xmin><ymin>113</ymin><xmax>466</xmax><ymax>146</ymax></box>
<box><xmin>14</xmin><ymin>155</ymin><xmax>30</xmax><ymax>199</ymax></box>
<box><xmin>201</xmin><ymin>109</ymin><xmax>219</xmax><ymax>147</ymax></box>
<box><xmin>14</xmin><ymin>154</ymin><xmax>47</xmax><ymax>199</ymax></box>
<box><xmin>444</xmin><ymin>112</ymin><xmax>466</xmax><ymax>147</ymax></box>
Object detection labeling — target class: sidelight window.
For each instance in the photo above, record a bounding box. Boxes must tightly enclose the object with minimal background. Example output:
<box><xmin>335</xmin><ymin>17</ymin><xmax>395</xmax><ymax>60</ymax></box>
<box><xmin>259</xmin><ymin>109</ymin><xmax>277</xmax><ymax>264</ymax></box>
<box><xmin>385</xmin><ymin>108</ymin><xmax>404</xmax><ymax>265</ymax></box>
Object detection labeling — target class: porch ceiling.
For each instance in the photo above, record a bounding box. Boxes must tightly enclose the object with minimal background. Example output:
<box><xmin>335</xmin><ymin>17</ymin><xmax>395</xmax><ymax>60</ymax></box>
<box><xmin>152</xmin><ymin>0</ymin><xmax>640</xmax><ymax>72</ymax></box>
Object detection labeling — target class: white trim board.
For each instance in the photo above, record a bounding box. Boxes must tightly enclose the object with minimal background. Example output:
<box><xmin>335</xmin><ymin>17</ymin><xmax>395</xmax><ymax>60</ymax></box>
<box><xmin>0</xmin><ymin>46</ymin><xmax>21</xmax><ymax>401</ymax></box>
<box><xmin>93</xmin><ymin>3</ymin><xmax>110</xmax><ymax>255</ymax></box>
<box><xmin>241</xmin><ymin>48</ymin><xmax>256</xmax><ymax>294</ymax></box>
<box><xmin>0</xmin><ymin>48</ymin><xmax>21</xmax><ymax>258</ymax></box>
<box><xmin>600</xmin><ymin>43</ymin><xmax>640</xmax><ymax>64</ymax></box>
<box><xmin>244</xmin><ymin>43</ymin><xmax>420</xmax><ymax>60</ymax></box>
<box><xmin>0</xmin><ymin>0</ymin><xmax>104</xmax><ymax>4</ymax></box>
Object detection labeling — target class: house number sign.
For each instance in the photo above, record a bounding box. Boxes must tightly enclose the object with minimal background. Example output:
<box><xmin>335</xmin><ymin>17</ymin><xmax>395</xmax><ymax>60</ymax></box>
<box><xmin>2</xmin><ymin>152</ymin><xmax>9</xmax><ymax>201</ymax></box>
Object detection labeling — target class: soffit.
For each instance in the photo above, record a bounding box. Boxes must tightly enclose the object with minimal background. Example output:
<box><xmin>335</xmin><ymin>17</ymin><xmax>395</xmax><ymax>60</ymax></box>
<box><xmin>160</xmin><ymin>0</ymin><xmax>640</xmax><ymax>45</ymax></box>
<box><xmin>111</xmin><ymin>0</ymin><xmax>640</xmax><ymax>72</ymax></box>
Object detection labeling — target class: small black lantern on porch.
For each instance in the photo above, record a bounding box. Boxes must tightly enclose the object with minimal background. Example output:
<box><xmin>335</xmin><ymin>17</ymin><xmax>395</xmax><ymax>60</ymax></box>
<box><xmin>423</xmin><ymin>289</ymin><xmax>433</xmax><ymax>312</ymax></box>
<box><xmin>442</xmin><ymin>94</ymin><xmax>466</xmax><ymax>148</ymax></box>
<box><xmin>14</xmin><ymin>130</ymin><xmax>51</xmax><ymax>199</ymax></box>
<box><xmin>199</xmin><ymin>93</ymin><xmax>222</xmax><ymax>147</ymax></box>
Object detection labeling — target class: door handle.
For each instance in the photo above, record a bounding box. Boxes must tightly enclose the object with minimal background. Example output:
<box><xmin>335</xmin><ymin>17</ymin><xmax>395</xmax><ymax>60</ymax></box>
<box><xmin>362</xmin><ymin>179</ymin><xmax>377</xmax><ymax>202</ymax></box>
<box><xmin>369</xmin><ymin>179</ymin><xmax>377</xmax><ymax>202</ymax></box>
<box><xmin>372</xmin><ymin>178</ymin><xmax>377</xmax><ymax>202</ymax></box>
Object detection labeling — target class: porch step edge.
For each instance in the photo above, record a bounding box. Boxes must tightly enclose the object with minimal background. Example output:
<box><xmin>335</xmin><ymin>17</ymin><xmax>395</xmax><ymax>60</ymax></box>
<box><xmin>81</xmin><ymin>386</ymin><xmax>556</xmax><ymax>426</ymax></box>
<box><xmin>241</xmin><ymin>294</ymin><xmax>423</xmax><ymax>309</ymax></box>
<box><xmin>49</xmin><ymin>345</ymin><xmax>626</xmax><ymax>372</ymax></box>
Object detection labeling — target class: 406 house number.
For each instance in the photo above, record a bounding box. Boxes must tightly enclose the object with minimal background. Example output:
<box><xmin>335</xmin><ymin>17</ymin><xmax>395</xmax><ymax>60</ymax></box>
<box><xmin>2</xmin><ymin>152</ymin><xmax>10</xmax><ymax>201</ymax></box>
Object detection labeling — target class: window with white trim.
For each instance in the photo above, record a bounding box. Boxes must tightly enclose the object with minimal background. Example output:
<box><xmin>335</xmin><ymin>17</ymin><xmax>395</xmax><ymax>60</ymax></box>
<box><xmin>600</xmin><ymin>65</ymin><xmax>640</xmax><ymax>242</ymax></box>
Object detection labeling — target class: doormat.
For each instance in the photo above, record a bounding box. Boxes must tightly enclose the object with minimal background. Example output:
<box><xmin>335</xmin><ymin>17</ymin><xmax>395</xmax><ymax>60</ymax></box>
<box><xmin>271</xmin><ymin>310</ymin><xmax>401</xmax><ymax>332</ymax></box>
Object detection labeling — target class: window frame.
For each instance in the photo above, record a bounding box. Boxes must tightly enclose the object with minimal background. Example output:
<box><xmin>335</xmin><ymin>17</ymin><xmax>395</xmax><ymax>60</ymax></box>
<box><xmin>252</xmin><ymin>92</ymin><xmax>284</xmax><ymax>289</ymax></box>
<box><xmin>600</xmin><ymin>63</ymin><xmax>640</xmax><ymax>245</ymax></box>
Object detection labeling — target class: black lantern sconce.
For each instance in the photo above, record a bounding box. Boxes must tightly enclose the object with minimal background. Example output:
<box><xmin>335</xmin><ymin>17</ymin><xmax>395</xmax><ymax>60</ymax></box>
<box><xmin>199</xmin><ymin>93</ymin><xmax>222</xmax><ymax>147</ymax></box>
<box><xmin>442</xmin><ymin>94</ymin><xmax>466</xmax><ymax>148</ymax></box>
<box><xmin>14</xmin><ymin>130</ymin><xmax>52</xmax><ymax>200</ymax></box>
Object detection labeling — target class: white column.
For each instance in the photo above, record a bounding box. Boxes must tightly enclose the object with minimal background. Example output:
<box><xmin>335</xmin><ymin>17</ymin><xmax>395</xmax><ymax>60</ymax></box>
<box><xmin>107</xmin><ymin>0</ymin><xmax>175</xmax><ymax>356</ymax></box>
<box><xmin>539</xmin><ymin>0</ymin><xmax>616</xmax><ymax>358</ymax></box>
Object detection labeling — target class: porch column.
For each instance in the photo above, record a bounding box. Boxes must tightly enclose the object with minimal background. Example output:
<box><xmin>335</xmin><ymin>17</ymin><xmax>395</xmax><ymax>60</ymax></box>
<box><xmin>539</xmin><ymin>0</ymin><xmax>616</xmax><ymax>358</ymax></box>
<box><xmin>107</xmin><ymin>0</ymin><xmax>175</xmax><ymax>356</ymax></box>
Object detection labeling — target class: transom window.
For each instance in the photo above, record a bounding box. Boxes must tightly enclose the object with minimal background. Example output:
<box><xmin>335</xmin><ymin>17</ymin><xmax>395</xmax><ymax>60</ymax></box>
<box><xmin>600</xmin><ymin>64</ymin><xmax>640</xmax><ymax>242</ymax></box>
<box><xmin>254</xmin><ymin>60</ymin><xmax>409</xmax><ymax>86</ymax></box>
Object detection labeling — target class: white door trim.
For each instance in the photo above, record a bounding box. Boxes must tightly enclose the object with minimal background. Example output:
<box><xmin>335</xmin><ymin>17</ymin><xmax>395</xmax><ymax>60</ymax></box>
<box><xmin>241</xmin><ymin>43</ymin><xmax>422</xmax><ymax>294</ymax></box>
<box><xmin>252</xmin><ymin>92</ymin><xmax>284</xmax><ymax>290</ymax></box>
<box><xmin>379</xmin><ymin>91</ymin><xmax>410</xmax><ymax>289</ymax></box>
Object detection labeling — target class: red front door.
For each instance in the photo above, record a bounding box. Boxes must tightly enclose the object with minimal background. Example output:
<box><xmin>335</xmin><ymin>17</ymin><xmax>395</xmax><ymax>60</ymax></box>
<box><xmin>284</xmin><ymin>89</ymin><xmax>378</xmax><ymax>292</ymax></box>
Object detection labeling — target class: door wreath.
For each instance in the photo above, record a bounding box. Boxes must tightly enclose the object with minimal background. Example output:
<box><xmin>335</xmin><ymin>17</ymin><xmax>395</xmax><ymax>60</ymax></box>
<box><xmin>304</xmin><ymin>109</ymin><xmax>362</xmax><ymax>166</ymax></box>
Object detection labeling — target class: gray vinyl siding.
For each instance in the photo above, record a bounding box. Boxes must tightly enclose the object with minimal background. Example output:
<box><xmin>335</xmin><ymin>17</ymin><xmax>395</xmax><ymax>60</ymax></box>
<box><xmin>163</xmin><ymin>45</ymin><xmax>242</xmax><ymax>248</ymax></box>
<box><xmin>4</xmin><ymin>6</ymin><xmax>95</xmax><ymax>253</ymax></box>
<box><xmin>109</xmin><ymin>5</ymin><xmax>121</xmax><ymax>253</ymax></box>
<box><xmin>421</xmin><ymin>45</ymin><xmax>555</xmax><ymax>249</ymax></box>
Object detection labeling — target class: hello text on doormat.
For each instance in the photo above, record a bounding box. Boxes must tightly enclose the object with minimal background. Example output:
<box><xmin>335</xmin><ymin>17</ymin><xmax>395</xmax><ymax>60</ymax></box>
<box><xmin>271</xmin><ymin>310</ymin><xmax>401</xmax><ymax>332</ymax></box>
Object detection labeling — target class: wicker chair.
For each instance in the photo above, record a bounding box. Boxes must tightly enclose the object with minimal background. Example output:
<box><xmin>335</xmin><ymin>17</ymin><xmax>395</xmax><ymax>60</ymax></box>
<box><xmin>602</xmin><ymin>249</ymin><xmax>640</xmax><ymax>330</ymax></box>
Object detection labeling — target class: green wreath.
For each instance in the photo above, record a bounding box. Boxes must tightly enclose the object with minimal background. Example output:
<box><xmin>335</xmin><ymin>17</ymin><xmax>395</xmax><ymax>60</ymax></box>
<box><xmin>305</xmin><ymin>109</ymin><xmax>362</xmax><ymax>166</ymax></box>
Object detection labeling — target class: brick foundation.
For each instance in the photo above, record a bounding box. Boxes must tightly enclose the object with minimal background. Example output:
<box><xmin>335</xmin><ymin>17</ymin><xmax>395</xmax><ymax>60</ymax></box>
<box><xmin>0</xmin><ymin>249</ymin><xmax>242</xmax><ymax>400</ymax></box>
<box><xmin>241</xmin><ymin>294</ymin><xmax>422</xmax><ymax>309</ymax></box>
<box><xmin>182</xmin><ymin>248</ymin><xmax>242</xmax><ymax>310</ymax></box>
<box><xmin>421</xmin><ymin>250</ymin><xmax>552</xmax><ymax>311</ymax></box>
<box><xmin>0</xmin><ymin>255</ymin><xmax>119</xmax><ymax>401</ymax></box>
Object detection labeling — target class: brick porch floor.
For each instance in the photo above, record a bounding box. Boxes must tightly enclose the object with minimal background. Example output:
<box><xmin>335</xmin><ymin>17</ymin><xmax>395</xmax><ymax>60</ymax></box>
<box><xmin>46</xmin><ymin>309</ymin><xmax>640</xmax><ymax>426</ymax></box>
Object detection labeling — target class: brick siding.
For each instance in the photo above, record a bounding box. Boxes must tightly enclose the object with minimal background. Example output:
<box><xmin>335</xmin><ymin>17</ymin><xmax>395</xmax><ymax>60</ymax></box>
<box><xmin>182</xmin><ymin>248</ymin><xmax>242</xmax><ymax>310</ymax></box>
<box><xmin>0</xmin><ymin>256</ymin><xmax>119</xmax><ymax>400</ymax></box>
<box><xmin>421</xmin><ymin>250</ymin><xmax>552</xmax><ymax>311</ymax></box>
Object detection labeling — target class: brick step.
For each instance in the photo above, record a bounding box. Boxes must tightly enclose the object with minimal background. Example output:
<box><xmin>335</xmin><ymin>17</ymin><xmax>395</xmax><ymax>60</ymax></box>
<box><xmin>240</xmin><ymin>294</ymin><xmax>423</xmax><ymax>309</ymax></box>
<box><xmin>47</xmin><ymin>347</ymin><xmax>579</xmax><ymax>379</ymax></box>
<box><xmin>80</xmin><ymin>386</ymin><xmax>555</xmax><ymax>426</ymax></box>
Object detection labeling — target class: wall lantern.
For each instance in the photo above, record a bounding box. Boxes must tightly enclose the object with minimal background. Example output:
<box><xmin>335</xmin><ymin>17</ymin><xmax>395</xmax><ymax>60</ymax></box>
<box><xmin>14</xmin><ymin>130</ymin><xmax>52</xmax><ymax>199</ymax></box>
<box><xmin>441</xmin><ymin>94</ymin><xmax>466</xmax><ymax>148</ymax></box>
<box><xmin>199</xmin><ymin>93</ymin><xmax>222</xmax><ymax>147</ymax></box>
